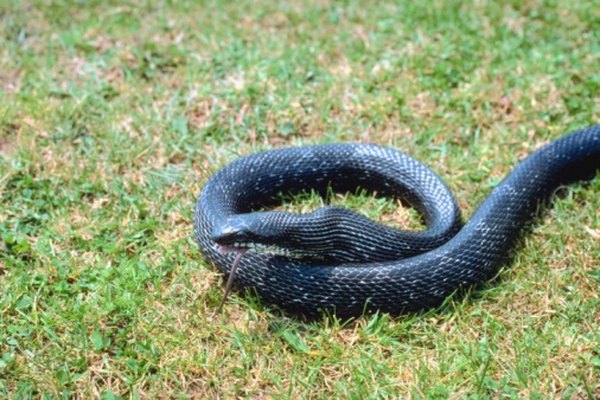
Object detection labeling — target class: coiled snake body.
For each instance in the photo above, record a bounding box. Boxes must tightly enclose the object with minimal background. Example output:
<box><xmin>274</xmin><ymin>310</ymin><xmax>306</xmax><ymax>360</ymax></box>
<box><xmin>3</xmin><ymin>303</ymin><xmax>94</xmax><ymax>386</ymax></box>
<box><xmin>195</xmin><ymin>126</ymin><xmax>600</xmax><ymax>317</ymax></box>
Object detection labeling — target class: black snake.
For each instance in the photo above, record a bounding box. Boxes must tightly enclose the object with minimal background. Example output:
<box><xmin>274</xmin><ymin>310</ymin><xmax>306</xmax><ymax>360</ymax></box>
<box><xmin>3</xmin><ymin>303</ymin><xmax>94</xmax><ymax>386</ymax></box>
<box><xmin>194</xmin><ymin>126</ymin><xmax>600</xmax><ymax>317</ymax></box>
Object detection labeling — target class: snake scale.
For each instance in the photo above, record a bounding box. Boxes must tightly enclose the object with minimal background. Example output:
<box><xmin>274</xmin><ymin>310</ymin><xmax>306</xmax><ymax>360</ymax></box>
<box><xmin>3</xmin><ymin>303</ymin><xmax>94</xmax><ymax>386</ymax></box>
<box><xmin>195</xmin><ymin>126</ymin><xmax>600</xmax><ymax>318</ymax></box>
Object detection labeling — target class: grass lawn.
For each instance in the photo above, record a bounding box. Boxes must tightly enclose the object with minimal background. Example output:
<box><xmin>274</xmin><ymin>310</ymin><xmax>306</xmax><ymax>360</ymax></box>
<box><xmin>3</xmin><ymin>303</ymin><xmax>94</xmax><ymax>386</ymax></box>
<box><xmin>1</xmin><ymin>0</ymin><xmax>599</xmax><ymax>398</ymax></box>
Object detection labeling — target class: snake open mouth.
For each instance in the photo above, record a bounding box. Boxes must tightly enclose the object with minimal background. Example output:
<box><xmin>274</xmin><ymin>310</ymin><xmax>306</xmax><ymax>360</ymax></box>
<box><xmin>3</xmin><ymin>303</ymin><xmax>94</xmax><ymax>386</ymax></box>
<box><xmin>215</xmin><ymin>243</ymin><xmax>251</xmax><ymax>254</ymax></box>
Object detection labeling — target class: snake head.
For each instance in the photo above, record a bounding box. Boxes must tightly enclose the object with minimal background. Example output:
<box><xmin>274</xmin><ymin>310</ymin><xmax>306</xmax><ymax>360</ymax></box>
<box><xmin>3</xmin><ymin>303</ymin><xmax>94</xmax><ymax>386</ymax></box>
<box><xmin>211</xmin><ymin>212</ymin><xmax>286</xmax><ymax>255</ymax></box>
<box><xmin>210</xmin><ymin>208</ymin><xmax>354</xmax><ymax>260</ymax></box>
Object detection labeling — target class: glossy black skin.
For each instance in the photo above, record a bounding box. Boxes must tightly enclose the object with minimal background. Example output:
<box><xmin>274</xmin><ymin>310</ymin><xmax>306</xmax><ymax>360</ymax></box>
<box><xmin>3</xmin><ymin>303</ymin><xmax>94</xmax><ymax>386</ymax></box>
<box><xmin>196</xmin><ymin>126</ymin><xmax>600</xmax><ymax>318</ymax></box>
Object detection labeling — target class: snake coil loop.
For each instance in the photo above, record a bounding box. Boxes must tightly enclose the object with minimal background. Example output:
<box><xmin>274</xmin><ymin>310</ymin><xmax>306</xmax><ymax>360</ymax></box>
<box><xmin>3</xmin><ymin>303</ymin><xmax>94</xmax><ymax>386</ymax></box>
<box><xmin>195</xmin><ymin>126</ymin><xmax>600</xmax><ymax>317</ymax></box>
